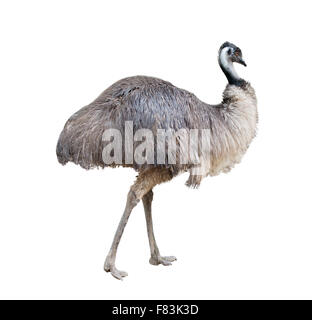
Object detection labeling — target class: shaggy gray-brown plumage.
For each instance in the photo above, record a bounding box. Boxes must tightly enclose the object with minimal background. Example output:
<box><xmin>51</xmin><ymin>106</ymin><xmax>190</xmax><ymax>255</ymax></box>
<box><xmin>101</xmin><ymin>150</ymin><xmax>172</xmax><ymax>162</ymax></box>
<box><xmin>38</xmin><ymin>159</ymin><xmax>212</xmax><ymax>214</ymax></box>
<box><xmin>56</xmin><ymin>42</ymin><xmax>258</xmax><ymax>280</ymax></box>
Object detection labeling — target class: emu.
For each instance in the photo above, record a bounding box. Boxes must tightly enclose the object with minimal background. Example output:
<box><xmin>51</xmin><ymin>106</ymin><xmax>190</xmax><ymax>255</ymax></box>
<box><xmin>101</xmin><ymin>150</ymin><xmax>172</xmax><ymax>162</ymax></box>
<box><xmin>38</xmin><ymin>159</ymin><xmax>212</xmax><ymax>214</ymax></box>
<box><xmin>56</xmin><ymin>42</ymin><xmax>258</xmax><ymax>280</ymax></box>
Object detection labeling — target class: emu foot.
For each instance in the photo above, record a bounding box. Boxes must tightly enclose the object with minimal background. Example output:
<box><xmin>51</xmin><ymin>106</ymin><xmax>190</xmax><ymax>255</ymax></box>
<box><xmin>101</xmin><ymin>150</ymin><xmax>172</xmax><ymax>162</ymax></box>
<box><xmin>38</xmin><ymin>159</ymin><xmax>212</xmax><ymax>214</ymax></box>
<box><xmin>149</xmin><ymin>255</ymin><xmax>177</xmax><ymax>266</ymax></box>
<box><xmin>104</xmin><ymin>258</ymin><xmax>128</xmax><ymax>280</ymax></box>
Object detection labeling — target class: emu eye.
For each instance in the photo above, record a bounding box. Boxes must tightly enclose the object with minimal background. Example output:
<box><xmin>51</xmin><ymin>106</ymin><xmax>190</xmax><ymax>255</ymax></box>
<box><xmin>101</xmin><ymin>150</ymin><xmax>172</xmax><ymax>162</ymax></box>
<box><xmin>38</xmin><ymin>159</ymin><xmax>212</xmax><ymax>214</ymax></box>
<box><xmin>227</xmin><ymin>48</ymin><xmax>232</xmax><ymax>55</ymax></box>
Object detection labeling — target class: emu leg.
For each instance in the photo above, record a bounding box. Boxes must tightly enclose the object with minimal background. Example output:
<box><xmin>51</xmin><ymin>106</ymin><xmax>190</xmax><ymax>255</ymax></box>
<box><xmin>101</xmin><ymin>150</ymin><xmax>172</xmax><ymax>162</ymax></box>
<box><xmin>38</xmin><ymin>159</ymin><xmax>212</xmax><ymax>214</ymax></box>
<box><xmin>104</xmin><ymin>168</ymin><xmax>173</xmax><ymax>280</ymax></box>
<box><xmin>142</xmin><ymin>190</ymin><xmax>177</xmax><ymax>266</ymax></box>
<box><xmin>104</xmin><ymin>189</ymin><xmax>139</xmax><ymax>280</ymax></box>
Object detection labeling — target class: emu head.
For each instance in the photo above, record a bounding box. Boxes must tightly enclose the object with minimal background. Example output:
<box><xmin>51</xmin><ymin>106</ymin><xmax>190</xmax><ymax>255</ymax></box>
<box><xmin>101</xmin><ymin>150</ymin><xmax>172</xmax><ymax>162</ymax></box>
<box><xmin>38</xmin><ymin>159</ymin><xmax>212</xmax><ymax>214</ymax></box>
<box><xmin>219</xmin><ymin>41</ymin><xmax>247</xmax><ymax>67</ymax></box>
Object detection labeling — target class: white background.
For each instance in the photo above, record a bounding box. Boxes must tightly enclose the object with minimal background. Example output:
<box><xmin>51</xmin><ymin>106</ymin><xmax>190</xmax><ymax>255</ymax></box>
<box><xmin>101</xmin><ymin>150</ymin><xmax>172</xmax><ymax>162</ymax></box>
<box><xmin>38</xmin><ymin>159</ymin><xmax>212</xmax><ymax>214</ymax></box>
<box><xmin>1</xmin><ymin>0</ymin><xmax>311</xmax><ymax>299</ymax></box>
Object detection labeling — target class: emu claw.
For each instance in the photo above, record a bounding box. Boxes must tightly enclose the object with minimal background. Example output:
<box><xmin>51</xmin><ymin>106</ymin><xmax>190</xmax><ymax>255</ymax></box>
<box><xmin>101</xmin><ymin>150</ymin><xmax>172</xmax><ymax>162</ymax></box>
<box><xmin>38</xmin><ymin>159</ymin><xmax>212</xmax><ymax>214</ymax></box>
<box><xmin>149</xmin><ymin>255</ymin><xmax>177</xmax><ymax>266</ymax></box>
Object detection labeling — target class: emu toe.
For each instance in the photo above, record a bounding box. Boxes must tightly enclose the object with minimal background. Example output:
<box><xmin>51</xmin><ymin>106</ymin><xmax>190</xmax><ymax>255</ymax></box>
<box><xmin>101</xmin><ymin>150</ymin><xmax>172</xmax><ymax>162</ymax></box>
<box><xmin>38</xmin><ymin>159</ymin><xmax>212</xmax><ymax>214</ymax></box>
<box><xmin>104</xmin><ymin>258</ymin><xmax>128</xmax><ymax>280</ymax></box>
<box><xmin>111</xmin><ymin>268</ymin><xmax>128</xmax><ymax>280</ymax></box>
<box><xmin>149</xmin><ymin>255</ymin><xmax>177</xmax><ymax>266</ymax></box>
<box><xmin>105</xmin><ymin>265</ymin><xmax>128</xmax><ymax>280</ymax></box>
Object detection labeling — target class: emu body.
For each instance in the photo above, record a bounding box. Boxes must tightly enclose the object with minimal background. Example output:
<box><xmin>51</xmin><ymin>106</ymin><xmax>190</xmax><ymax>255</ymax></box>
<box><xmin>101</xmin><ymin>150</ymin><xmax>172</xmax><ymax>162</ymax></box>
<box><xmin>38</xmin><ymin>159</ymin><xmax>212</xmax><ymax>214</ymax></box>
<box><xmin>56</xmin><ymin>42</ymin><xmax>258</xmax><ymax>279</ymax></box>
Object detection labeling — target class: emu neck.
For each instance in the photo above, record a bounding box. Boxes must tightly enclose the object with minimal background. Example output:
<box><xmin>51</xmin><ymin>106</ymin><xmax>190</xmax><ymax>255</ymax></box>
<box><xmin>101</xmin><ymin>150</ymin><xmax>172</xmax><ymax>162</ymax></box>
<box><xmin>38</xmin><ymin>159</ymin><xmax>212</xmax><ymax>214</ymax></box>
<box><xmin>219</xmin><ymin>48</ymin><xmax>245</xmax><ymax>87</ymax></box>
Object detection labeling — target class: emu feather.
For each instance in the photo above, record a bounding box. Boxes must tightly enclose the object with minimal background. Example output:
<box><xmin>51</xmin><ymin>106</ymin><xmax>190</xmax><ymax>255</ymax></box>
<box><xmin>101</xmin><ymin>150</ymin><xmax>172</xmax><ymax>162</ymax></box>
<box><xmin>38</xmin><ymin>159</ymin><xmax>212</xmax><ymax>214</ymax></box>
<box><xmin>56</xmin><ymin>77</ymin><xmax>257</xmax><ymax>180</ymax></box>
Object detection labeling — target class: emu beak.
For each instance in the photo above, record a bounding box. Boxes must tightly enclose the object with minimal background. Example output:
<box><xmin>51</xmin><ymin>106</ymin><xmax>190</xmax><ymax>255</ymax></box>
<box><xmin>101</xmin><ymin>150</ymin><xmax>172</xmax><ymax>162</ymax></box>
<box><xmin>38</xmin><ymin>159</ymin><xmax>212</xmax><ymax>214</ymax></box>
<box><xmin>238</xmin><ymin>58</ymin><xmax>247</xmax><ymax>67</ymax></box>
